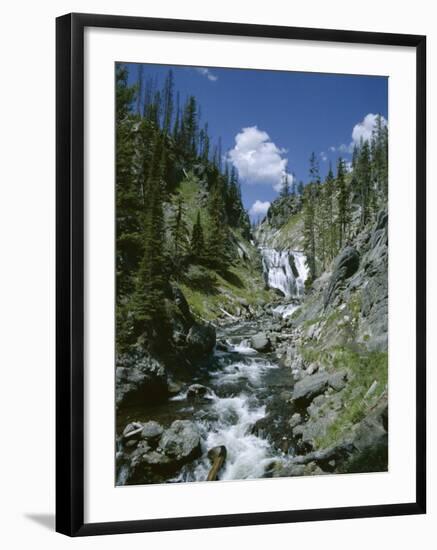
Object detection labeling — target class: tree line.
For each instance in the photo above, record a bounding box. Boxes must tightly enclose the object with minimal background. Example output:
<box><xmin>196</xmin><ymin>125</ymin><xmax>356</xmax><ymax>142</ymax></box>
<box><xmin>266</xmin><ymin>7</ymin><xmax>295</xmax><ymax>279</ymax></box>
<box><xmin>116</xmin><ymin>64</ymin><xmax>249</xmax><ymax>350</ymax></box>
<box><xmin>302</xmin><ymin>116</ymin><xmax>388</xmax><ymax>282</ymax></box>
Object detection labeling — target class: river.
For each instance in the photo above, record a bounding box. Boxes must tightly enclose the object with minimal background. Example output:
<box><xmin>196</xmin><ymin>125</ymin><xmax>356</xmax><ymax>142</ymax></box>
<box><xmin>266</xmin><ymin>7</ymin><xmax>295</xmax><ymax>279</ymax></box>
<box><xmin>116</xmin><ymin>248</ymin><xmax>308</xmax><ymax>484</ymax></box>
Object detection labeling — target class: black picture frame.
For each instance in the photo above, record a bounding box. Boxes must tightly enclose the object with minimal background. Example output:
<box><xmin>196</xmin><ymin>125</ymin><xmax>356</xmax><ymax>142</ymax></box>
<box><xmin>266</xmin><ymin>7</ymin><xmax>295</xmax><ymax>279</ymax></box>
<box><xmin>56</xmin><ymin>12</ymin><xmax>426</xmax><ymax>537</ymax></box>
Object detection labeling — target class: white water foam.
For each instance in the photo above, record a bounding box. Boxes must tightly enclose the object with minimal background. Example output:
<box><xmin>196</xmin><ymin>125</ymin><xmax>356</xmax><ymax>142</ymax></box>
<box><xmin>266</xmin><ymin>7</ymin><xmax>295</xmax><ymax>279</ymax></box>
<box><xmin>212</xmin><ymin>358</ymin><xmax>278</xmax><ymax>386</ymax></box>
<box><xmin>272</xmin><ymin>303</ymin><xmax>299</xmax><ymax>319</ymax></box>
<box><xmin>192</xmin><ymin>394</ymin><xmax>274</xmax><ymax>481</ymax></box>
<box><xmin>226</xmin><ymin>340</ymin><xmax>257</xmax><ymax>355</ymax></box>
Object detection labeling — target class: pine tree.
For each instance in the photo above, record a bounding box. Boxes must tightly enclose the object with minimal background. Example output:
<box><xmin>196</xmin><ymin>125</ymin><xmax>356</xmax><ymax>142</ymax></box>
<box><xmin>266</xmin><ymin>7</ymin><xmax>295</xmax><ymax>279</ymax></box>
<box><xmin>115</xmin><ymin>63</ymin><xmax>141</xmax><ymax>299</ymax></box>
<box><xmin>303</xmin><ymin>182</ymin><xmax>316</xmax><ymax>280</ymax></box>
<box><xmin>227</xmin><ymin>166</ymin><xmax>243</xmax><ymax>226</ymax></box>
<box><xmin>309</xmin><ymin>152</ymin><xmax>321</xmax><ymax>185</ymax></box>
<box><xmin>131</xmin><ymin>135</ymin><xmax>168</xmax><ymax>341</ymax></box>
<box><xmin>205</xmin><ymin>178</ymin><xmax>229</xmax><ymax>268</ymax></box>
<box><xmin>337</xmin><ymin>157</ymin><xmax>349</xmax><ymax>248</ymax></box>
<box><xmin>200</xmin><ymin>123</ymin><xmax>210</xmax><ymax>162</ymax></box>
<box><xmin>190</xmin><ymin>210</ymin><xmax>205</xmax><ymax>262</ymax></box>
<box><xmin>135</xmin><ymin>64</ymin><xmax>144</xmax><ymax>115</ymax></box>
<box><xmin>162</xmin><ymin>70</ymin><xmax>174</xmax><ymax>135</ymax></box>
<box><xmin>370</xmin><ymin>114</ymin><xmax>388</xmax><ymax>204</ymax></box>
<box><xmin>325</xmin><ymin>164</ymin><xmax>337</xmax><ymax>261</ymax></box>
<box><xmin>279</xmin><ymin>173</ymin><xmax>290</xmax><ymax>197</ymax></box>
<box><xmin>182</xmin><ymin>96</ymin><xmax>198</xmax><ymax>158</ymax></box>
<box><xmin>169</xmin><ymin>195</ymin><xmax>189</xmax><ymax>268</ymax></box>
<box><xmin>356</xmin><ymin>140</ymin><xmax>372</xmax><ymax>227</ymax></box>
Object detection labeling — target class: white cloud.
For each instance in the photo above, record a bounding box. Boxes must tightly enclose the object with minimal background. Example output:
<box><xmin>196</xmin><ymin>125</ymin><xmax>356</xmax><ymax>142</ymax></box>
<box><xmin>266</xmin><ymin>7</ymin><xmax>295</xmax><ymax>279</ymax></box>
<box><xmin>329</xmin><ymin>114</ymin><xmax>388</xmax><ymax>157</ymax></box>
<box><xmin>352</xmin><ymin>113</ymin><xmax>387</xmax><ymax>145</ymax></box>
<box><xmin>249</xmin><ymin>200</ymin><xmax>271</xmax><ymax>218</ymax></box>
<box><xmin>338</xmin><ymin>142</ymin><xmax>354</xmax><ymax>154</ymax></box>
<box><xmin>196</xmin><ymin>67</ymin><xmax>218</xmax><ymax>81</ymax></box>
<box><xmin>320</xmin><ymin>152</ymin><xmax>328</xmax><ymax>162</ymax></box>
<box><xmin>228</xmin><ymin>126</ymin><xmax>292</xmax><ymax>192</ymax></box>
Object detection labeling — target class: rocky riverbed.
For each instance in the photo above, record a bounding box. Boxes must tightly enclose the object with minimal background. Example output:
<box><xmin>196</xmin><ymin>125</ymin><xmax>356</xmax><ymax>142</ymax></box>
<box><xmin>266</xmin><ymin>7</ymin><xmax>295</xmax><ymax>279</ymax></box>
<box><xmin>116</xmin><ymin>305</ymin><xmax>387</xmax><ymax>484</ymax></box>
<box><xmin>116</xmin><ymin>208</ymin><xmax>388</xmax><ymax>485</ymax></box>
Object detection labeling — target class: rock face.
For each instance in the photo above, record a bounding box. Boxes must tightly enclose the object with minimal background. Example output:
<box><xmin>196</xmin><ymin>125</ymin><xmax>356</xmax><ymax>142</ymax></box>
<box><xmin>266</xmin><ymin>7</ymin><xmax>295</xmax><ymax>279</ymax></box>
<box><xmin>360</xmin><ymin>209</ymin><xmax>389</xmax><ymax>351</ymax></box>
<box><xmin>116</xmin><ymin>348</ymin><xmax>168</xmax><ymax>408</ymax></box>
<box><xmin>324</xmin><ymin>247</ymin><xmax>360</xmax><ymax>307</ymax></box>
<box><xmin>351</xmin><ymin>397</ymin><xmax>388</xmax><ymax>453</ymax></box>
<box><xmin>159</xmin><ymin>420</ymin><xmax>202</xmax><ymax>463</ymax></box>
<box><xmin>292</xmin><ymin>372</ymin><xmax>330</xmax><ymax>405</ymax></box>
<box><xmin>250</xmin><ymin>332</ymin><xmax>271</xmax><ymax>352</ymax></box>
<box><xmin>186</xmin><ymin>323</ymin><xmax>216</xmax><ymax>358</ymax></box>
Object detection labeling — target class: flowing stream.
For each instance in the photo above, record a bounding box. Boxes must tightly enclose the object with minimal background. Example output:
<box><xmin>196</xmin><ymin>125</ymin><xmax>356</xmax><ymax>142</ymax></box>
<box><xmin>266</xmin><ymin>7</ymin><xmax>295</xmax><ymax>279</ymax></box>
<box><xmin>117</xmin><ymin>248</ymin><xmax>308</xmax><ymax>484</ymax></box>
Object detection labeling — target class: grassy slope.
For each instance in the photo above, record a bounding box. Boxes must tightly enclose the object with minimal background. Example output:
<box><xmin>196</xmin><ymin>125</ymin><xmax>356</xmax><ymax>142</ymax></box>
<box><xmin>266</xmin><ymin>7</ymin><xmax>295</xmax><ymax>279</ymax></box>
<box><xmin>175</xmin><ymin>174</ymin><xmax>273</xmax><ymax>322</ymax></box>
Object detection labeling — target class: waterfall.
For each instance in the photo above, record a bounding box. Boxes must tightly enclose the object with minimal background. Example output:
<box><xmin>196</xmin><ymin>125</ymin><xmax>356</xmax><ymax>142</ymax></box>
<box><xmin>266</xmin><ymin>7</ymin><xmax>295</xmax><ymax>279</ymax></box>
<box><xmin>261</xmin><ymin>248</ymin><xmax>308</xmax><ymax>298</ymax></box>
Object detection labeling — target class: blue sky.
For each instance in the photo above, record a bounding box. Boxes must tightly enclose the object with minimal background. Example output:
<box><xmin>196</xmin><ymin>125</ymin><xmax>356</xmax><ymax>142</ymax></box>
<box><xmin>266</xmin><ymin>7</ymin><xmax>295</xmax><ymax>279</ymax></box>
<box><xmin>125</xmin><ymin>63</ymin><xmax>387</xmax><ymax>219</ymax></box>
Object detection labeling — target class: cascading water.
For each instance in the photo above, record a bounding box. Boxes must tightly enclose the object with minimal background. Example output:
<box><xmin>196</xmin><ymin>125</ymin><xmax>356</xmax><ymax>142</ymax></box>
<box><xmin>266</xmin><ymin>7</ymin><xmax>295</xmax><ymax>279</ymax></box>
<box><xmin>116</xmin><ymin>250</ymin><xmax>309</xmax><ymax>486</ymax></box>
<box><xmin>116</xmin><ymin>324</ymin><xmax>291</xmax><ymax>485</ymax></box>
<box><xmin>170</xmin><ymin>346</ymin><xmax>281</xmax><ymax>483</ymax></box>
<box><xmin>260</xmin><ymin>248</ymin><xmax>309</xmax><ymax>298</ymax></box>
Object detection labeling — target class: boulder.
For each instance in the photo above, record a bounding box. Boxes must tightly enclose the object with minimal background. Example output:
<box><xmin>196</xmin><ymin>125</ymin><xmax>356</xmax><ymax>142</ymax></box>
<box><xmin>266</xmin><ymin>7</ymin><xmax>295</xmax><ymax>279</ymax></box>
<box><xmin>186</xmin><ymin>323</ymin><xmax>216</xmax><ymax>358</ymax></box>
<box><xmin>187</xmin><ymin>384</ymin><xmax>210</xmax><ymax>400</ymax></box>
<box><xmin>122</xmin><ymin>421</ymin><xmax>143</xmax><ymax>441</ymax></box>
<box><xmin>352</xmin><ymin>400</ymin><xmax>388</xmax><ymax>452</ymax></box>
<box><xmin>289</xmin><ymin>412</ymin><xmax>302</xmax><ymax>429</ymax></box>
<box><xmin>250</xmin><ymin>332</ymin><xmax>271</xmax><ymax>352</ymax></box>
<box><xmin>292</xmin><ymin>372</ymin><xmax>330</xmax><ymax>405</ymax></box>
<box><xmin>116</xmin><ymin>348</ymin><xmax>168</xmax><ymax>408</ymax></box>
<box><xmin>159</xmin><ymin>420</ymin><xmax>202</xmax><ymax>463</ymax></box>
<box><xmin>328</xmin><ymin>370</ymin><xmax>348</xmax><ymax>391</ymax></box>
<box><xmin>167</xmin><ymin>379</ymin><xmax>184</xmax><ymax>396</ymax></box>
<box><xmin>141</xmin><ymin>421</ymin><xmax>164</xmax><ymax>443</ymax></box>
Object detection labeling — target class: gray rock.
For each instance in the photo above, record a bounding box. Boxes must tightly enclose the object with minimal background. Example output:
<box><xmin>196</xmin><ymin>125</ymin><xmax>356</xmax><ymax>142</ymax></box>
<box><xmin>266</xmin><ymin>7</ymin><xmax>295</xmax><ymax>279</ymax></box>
<box><xmin>167</xmin><ymin>379</ymin><xmax>184</xmax><ymax>396</ymax></box>
<box><xmin>303</xmin><ymin>462</ymin><xmax>325</xmax><ymax>476</ymax></box>
<box><xmin>130</xmin><ymin>440</ymin><xmax>151</xmax><ymax>458</ymax></box>
<box><xmin>159</xmin><ymin>420</ymin><xmax>202</xmax><ymax>463</ymax></box>
<box><xmin>122</xmin><ymin>421</ymin><xmax>143</xmax><ymax>441</ymax></box>
<box><xmin>186</xmin><ymin>323</ymin><xmax>216</xmax><ymax>358</ymax></box>
<box><xmin>292</xmin><ymin>372</ymin><xmax>330</xmax><ymax>405</ymax></box>
<box><xmin>250</xmin><ymin>332</ymin><xmax>271</xmax><ymax>352</ymax></box>
<box><xmin>289</xmin><ymin>412</ymin><xmax>302</xmax><ymax>429</ymax></box>
<box><xmin>324</xmin><ymin>247</ymin><xmax>360</xmax><ymax>307</ymax></box>
<box><xmin>141</xmin><ymin>421</ymin><xmax>164</xmax><ymax>443</ymax></box>
<box><xmin>271</xmin><ymin>462</ymin><xmax>306</xmax><ymax>477</ymax></box>
<box><xmin>116</xmin><ymin>349</ymin><xmax>168</xmax><ymax>408</ymax></box>
<box><xmin>187</xmin><ymin>384</ymin><xmax>210</xmax><ymax>400</ymax></box>
<box><xmin>329</xmin><ymin>370</ymin><xmax>348</xmax><ymax>391</ymax></box>
<box><xmin>279</xmin><ymin>390</ymin><xmax>292</xmax><ymax>402</ymax></box>
<box><xmin>306</xmin><ymin>363</ymin><xmax>319</xmax><ymax>375</ymax></box>
<box><xmin>352</xmin><ymin>400</ymin><xmax>388</xmax><ymax>452</ymax></box>
<box><xmin>140</xmin><ymin>451</ymin><xmax>172</xmax><ymax>467</ymax></box>
<box><xmin>298</xmin><ymin>409</ymin><xmax>339</xmax><ymax>449</ymax></box>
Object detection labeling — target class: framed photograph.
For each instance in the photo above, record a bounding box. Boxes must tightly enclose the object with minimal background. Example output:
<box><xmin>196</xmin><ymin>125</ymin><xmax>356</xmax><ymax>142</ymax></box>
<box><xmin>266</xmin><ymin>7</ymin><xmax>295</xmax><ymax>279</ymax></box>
<box><xmin>56</xmin><ymin>13</ymin><xmax>426</xmax><ymax>536</ymax></box>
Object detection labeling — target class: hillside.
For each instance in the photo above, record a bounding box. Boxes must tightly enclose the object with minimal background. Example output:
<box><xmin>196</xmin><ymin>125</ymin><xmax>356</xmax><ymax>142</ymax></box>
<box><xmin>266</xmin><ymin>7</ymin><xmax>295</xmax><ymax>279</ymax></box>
<box><xmin>252</xmin><ymin>163</ymin><xmax>388</xmax><ymax>475</ymax></box>
<box><xmin>173</xmin><ymin>174</ymin><xmax>273</xmax><ymax>323</ymax></box>
<box><xmin>115</xmin><ymin>62</ymin><xmax>389</xmax><ymax>485</ymax></box>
